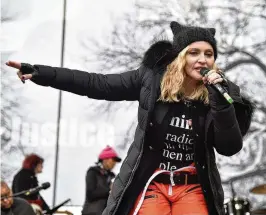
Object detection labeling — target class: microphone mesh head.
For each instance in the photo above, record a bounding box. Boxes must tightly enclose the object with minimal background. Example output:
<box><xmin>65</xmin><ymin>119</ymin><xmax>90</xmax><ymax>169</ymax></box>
<box><xmin>41</xmin><ymin>182</ymin><xmax>51</xmax><ymax>190</ymax></box>
<box><xmin>200</xmin><ymin>68</ymin><xmax>210</xmax><ymax>76</ymax></box>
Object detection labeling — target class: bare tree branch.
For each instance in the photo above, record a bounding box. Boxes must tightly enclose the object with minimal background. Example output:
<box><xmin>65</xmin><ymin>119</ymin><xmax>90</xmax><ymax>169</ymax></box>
<box><xmin>207</xmin><ymin>5</ymin><xmax>266</xmax><ymax>20</ymax></box>
<box><xmin>224</xmin><ymin>59</ymin><xmax>258</xmax><ymax>71</ymax></box>
<box><xmin>220</xmin><ymin>48</ymin><xmax>266</xmax><ymax>74</ymax></box>
<box><xmin>1</xmin><ymin>5</ymin><xmax>31</xmax><ymax>178</ymax></box>
<box><xmin>78</xmin><ymin>0</ymin><xmax>266</xmax><ymax>208</ymax></box>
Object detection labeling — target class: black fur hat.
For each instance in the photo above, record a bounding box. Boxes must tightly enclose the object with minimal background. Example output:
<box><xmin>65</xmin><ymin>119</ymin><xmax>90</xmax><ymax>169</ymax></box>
<box><xmin>142</xmin><ymin>21</ymin><xmax>218</xmax><ymax>70</ymax></box>
<box><xmin>170</xmin><ymin>21</ymin><xmax>218</xmax><ymax>59</ymax></box>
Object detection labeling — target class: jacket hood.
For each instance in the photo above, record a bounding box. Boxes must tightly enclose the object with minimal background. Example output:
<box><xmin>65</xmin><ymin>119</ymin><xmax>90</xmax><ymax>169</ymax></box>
<box><xmin>142</xmin><ymin>40</ymin><xmax>175</xmax><ymax>70</ymax></box>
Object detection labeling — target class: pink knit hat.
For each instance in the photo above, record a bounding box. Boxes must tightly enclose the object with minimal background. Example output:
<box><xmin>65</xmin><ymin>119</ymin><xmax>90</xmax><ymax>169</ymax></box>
<box><xmin>98</xmin><ymin>146</ymin><xmax>121</xmax><ymax>162</ymax></box>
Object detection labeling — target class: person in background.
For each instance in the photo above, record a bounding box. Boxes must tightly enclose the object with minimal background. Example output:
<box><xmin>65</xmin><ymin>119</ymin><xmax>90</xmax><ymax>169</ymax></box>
<box><xmin>82</xmin><ymin>146</ymin><xmax>121</xmax><ymax>215</ymax></box>
<box><xmin>12</xmin><ymin>153</ymin><xmax>50</xmax><ymax>212</ymax></box>
<box><xmin>1</xmin><ymin>181</ymin><xmax>36</xmax><ymax>215</ymax></box>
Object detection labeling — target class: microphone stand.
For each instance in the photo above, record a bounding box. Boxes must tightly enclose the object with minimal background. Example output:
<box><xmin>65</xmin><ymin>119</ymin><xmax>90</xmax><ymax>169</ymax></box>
<box><xmin>230</xmin><ymin>180</ymin><xmax>236</xmax><ymax>199</ymax></box>
<box><xmin>229</xmin><ymin>180</ymin><xmax>237</xmax><ymax>214</ymax></box>
<box><xmin>1</xmin><ymin>190</ymin><xmax>30</xmax><ymax>200</ymax></box>
<box><xmin>43</xmin><ymin>198</ymin><xmax>71</xmax><ymax>215</ymax></box>
<box><xmin>1</xmin><ymin>184</ymin><xmax>49</xmax><ymax>200</ymax></box>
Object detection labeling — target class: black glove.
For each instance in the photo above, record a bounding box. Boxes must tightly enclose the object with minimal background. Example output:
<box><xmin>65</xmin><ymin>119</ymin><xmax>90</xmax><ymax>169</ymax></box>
<box><xmin>20</xmin><ymin>63</ymin><xmax>39</xmax><ymax>79</ymax></box>
<box><xmin>206</xmin><ymin>83</ymin><xmax>231</xmax><ymax>111</ymax></box>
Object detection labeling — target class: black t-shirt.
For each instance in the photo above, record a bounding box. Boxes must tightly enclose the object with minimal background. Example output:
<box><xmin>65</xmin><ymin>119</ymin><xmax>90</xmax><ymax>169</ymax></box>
<box><xmin>158</xmin><ymin>102</ymin><xmax>195</xmax><ymax>171</ymax></box>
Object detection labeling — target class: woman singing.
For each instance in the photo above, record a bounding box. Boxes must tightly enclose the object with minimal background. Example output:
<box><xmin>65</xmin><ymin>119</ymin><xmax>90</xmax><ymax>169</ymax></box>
<box><xmin>7</xmin><ymin>21</ymin><xmax>254</xmax><ymax>215</ymax></box>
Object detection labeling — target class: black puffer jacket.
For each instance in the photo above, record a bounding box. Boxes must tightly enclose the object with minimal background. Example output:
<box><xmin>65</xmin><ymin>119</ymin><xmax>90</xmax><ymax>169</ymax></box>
<box><xmin>82</xmin><ymin>166</ymin><xmax>115</xmax><ymax>215</ymax></box>
<box><xmin>29</xmin><ymin>40</ymin><xmax>254</xmax><ymax>215</ymax></box>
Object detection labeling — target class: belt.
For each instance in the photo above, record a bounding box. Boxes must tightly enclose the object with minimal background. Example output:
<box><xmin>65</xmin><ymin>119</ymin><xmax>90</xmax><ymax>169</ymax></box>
<box><xmin>153</xmin><ymin>173</ymin><xmax>198</xmax><ymax>185</ymax></box>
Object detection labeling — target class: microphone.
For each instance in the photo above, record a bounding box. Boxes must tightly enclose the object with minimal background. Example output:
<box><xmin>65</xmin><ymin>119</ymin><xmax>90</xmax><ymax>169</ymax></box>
<box><xmin>1</xmin><ymin>182</ymin><xmax>51</xmax><ymax>200</ymax></box>
<box><xmin>9</xmin><ymin>182</ymin><xmax>51</xmax><ymax>198</ymax></box>
<box><xmin>24</xmin><ymin>182</ymin><xmax>51</xmax><ymax>196</ymax></box>
<box><xmin>200</xmin><ymin>68</ymin><xmax>234</xmax><ymax>104</ymax></box>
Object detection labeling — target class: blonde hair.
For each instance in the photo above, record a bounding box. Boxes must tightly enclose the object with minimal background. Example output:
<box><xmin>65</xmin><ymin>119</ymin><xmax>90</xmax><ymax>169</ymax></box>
<box><xmin>159</xmin><ymin>46</ymin><xmax>218</xmax><ymax>104</ymax></box>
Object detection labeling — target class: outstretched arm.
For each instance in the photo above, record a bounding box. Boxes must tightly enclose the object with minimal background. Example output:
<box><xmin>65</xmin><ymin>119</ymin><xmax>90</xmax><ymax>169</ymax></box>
<box><xmin>6</xmin><ymin>61</ymin><xmax>142</xmax><ymax>101</ymax></box>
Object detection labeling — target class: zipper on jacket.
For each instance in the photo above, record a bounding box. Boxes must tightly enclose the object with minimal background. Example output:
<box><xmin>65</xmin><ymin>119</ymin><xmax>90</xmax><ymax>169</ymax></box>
<box><xmin>188</xmin><ymin>102</ymin><xmax>222</xmax><ymax>215</ymax></box>
<box><xmin>206</xmin><ymin>148</ymin><xmax>222</xmax><ymax>215</ymax></box>
<box><xmin>111</xmin><ymin>141</ymin><xmax>144</xmax><ymax>215</ymax></box>
<box><xmin>204</xmin><ymin>111</ymin><xmax>223</xmax><ymax>215</ymax></box>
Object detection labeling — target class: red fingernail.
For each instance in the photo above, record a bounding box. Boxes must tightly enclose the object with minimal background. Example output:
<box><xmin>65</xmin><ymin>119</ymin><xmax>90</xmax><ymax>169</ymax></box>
<box><xmin>21</xmin><ymin>76</ymin><xmax>25</xmax><ymax>83</ymax></box>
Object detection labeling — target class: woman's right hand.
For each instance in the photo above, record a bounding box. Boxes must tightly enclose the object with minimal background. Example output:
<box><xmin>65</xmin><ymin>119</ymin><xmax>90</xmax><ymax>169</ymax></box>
<box><xmin>6</xmin><ymin>61</ymin><xmax>38</xmax><ymax>83</ymax></box>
